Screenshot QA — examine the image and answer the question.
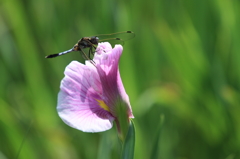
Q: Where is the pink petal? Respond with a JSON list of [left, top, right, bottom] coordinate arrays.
[[94, 44, 134, 118], [57, 61, 114, 132]]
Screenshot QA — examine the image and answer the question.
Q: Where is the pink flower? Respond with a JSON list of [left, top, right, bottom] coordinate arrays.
[[57, 42, 134, 133]]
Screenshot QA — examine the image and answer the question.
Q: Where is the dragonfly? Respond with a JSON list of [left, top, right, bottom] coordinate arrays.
[[45, 31, 135, 61]]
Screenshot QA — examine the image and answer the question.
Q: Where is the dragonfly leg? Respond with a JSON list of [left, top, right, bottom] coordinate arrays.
[[80, 48, 96, 66], [88, 47, 93, 59]]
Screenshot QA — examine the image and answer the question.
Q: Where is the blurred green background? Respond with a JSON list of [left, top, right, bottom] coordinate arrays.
[[1, 0, 240, 158]]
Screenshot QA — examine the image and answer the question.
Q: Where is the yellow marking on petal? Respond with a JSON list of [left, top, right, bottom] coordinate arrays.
[[96, 99, 110, 112]]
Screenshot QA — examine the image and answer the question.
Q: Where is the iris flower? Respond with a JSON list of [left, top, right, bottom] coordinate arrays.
[[57, 42, 134, 137]]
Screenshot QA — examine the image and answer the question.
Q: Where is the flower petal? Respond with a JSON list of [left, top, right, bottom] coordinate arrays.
[[94, 44, 134, 118], [57, 61, 114, 132]]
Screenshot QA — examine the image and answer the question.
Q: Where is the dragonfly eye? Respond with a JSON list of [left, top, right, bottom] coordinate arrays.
[[90, 36, 99, 45]]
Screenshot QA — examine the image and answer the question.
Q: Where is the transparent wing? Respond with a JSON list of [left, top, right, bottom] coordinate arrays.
[[96, 31, 135, 42]]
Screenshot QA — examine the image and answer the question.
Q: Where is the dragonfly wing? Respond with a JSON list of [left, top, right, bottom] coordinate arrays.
[[96, 31, 135, 42]]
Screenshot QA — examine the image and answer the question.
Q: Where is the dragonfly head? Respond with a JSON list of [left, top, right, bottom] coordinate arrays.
[[90, 36, 99, 45]]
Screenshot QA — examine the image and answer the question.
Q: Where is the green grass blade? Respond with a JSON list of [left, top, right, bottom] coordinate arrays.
[[121, 120, 135, 159], [150, 115, 165, 159]]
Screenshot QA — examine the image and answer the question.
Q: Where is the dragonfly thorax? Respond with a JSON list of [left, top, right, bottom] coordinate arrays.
[[72, 37, 99, 51]]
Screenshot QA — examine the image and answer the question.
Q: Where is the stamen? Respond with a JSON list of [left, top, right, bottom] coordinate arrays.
[[96, 99, 110, 112]]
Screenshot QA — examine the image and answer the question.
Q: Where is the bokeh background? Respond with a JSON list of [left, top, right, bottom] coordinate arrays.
[[1, 0, 240, 159]]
